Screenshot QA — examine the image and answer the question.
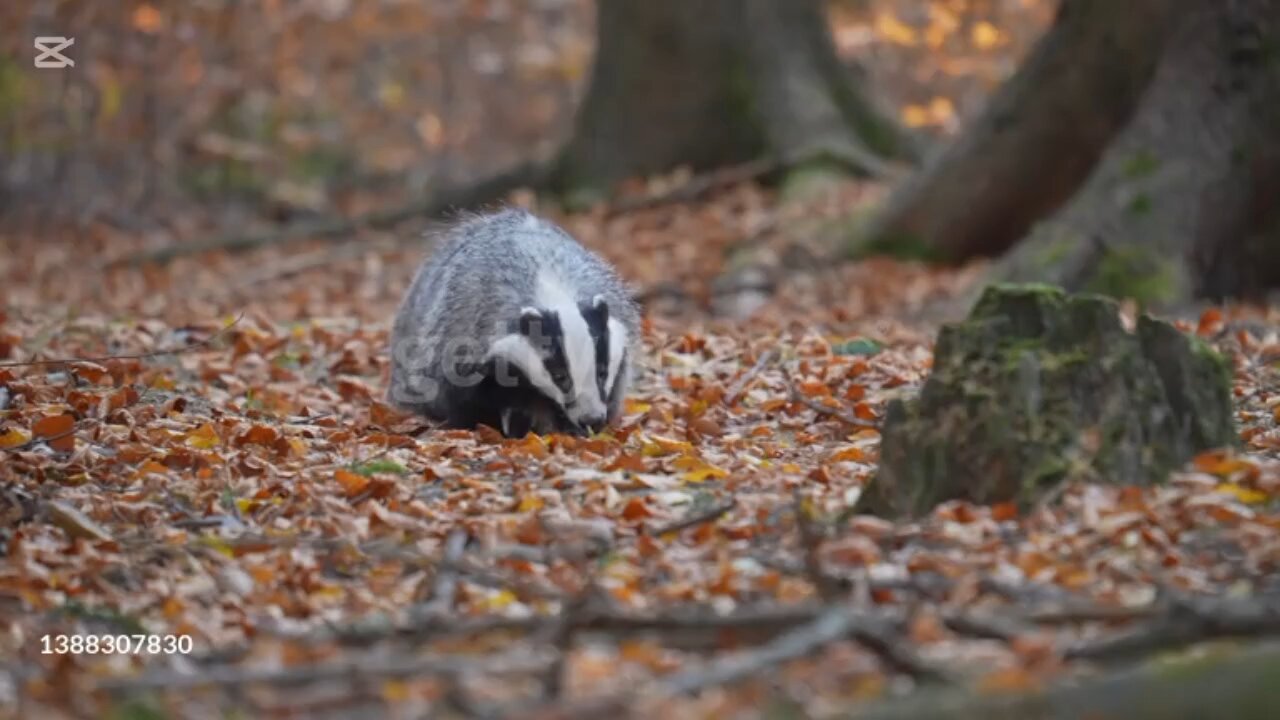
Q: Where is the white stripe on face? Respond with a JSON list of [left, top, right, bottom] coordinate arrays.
[[485, 333, 564, 405], [535, 272, 606, 423], [605, 317, 628, 394]]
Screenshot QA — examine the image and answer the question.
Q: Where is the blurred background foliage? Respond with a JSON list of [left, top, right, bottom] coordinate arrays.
[[0, 0, 1052, 230]]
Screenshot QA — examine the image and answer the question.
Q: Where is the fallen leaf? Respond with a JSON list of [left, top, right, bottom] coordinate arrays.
[[33, 413, 76, 452]]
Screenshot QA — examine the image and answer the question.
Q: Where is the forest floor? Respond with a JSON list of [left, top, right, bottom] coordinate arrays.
[[3, 177, 1280, 719], [4, 1, 1280, 717]]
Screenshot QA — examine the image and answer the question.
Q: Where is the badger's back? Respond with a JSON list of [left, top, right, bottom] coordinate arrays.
[[388, 209, 638, 421]]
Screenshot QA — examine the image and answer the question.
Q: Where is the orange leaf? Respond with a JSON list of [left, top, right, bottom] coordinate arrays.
[[514, 515, 545, 545], [990, 501, 1018, 522], [1193, 450, 1255, 478], [134, 460, 170, 478], [71, 362, 112, 385], [636, 533, 662, 559], [34, 413, 76, 452], [334, 468, 370, 498], [0, 427, 31, 449], [978, 667, 1042, 694], [829, 446, 867, 463], [509, 433, 549, 458], [798, 379, 830, 397], [908, 612, 948, 644], [237, 424, 280, 447], [808, 465, 832, 485], [605, 452, 646, 472], [185, 423, 220, 449], [369, 401, 410, 428], [132, 4, 164, 33], [1196, 307, 1223, 336], [621, 498, 652, 520]]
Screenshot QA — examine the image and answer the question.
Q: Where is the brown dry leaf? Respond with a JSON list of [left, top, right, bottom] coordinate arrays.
[[334, 468, 371, 497], [46, 500, 113, 542], [33, 413, 76, 452], [0, 427, 32, 448], [185, 423, 220, 449]]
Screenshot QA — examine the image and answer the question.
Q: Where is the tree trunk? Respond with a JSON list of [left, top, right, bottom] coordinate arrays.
[[854, 0, 1179, 261], [551, 0, 912, 204], [998, 0, 1280, 304]]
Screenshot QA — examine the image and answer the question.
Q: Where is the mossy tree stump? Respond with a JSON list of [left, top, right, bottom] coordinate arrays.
[[869, 284, 1236, 517]]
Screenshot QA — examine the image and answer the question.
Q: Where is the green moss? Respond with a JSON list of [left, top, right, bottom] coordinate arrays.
[[107, 700, 170, 720], [1127, 193, 1153, 216], [0, 57, 24, 121], [290, 146, 354, 182], [349, 459, 409, 477], [1033, 234, 1078, 269], [181, 160, 265, 199], [780, 157, 850, 203], [848, 227, 941, 263], [870, 284, 1236, 517], [1085, 245, 1180, 305], [1122, 149, 1160, 179], [723, 51, 768, 156]]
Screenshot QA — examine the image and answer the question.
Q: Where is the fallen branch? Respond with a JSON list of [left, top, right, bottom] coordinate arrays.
[[97, 650, 553, 694], [113, 160, 549, 266], [647, 499, 736, 536], [414, 529, 469, 617], [724, 348, 778, 406], [605, 156, 781, 217], [852, 641, 1280, 720], [207, 238, 401, 299], [793, 488, 844, 602], [0, 313, 243, 369], [4, 383, 158, 454], [659, 608, 876, 694], [1065, 593, 1280, 663], [535, 605, 944, 720], [789, 384, 878, 429]]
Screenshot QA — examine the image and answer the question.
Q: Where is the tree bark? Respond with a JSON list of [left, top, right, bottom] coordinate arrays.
[[998, 0, 1280, 304], [551, 0, 912, 204], [855, 0, 1179, 261]]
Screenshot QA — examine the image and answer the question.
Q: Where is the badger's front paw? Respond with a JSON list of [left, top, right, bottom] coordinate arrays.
[[499, 406, 535, 438]]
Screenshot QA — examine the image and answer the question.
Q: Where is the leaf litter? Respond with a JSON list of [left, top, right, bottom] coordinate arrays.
[[3, 187, 1280, 719]]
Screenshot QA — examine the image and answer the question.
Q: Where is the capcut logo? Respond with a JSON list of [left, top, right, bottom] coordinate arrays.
[[34, 36, 75, 69]]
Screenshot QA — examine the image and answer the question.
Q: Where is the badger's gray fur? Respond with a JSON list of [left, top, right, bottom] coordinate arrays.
[[388, 209, 639, 437]]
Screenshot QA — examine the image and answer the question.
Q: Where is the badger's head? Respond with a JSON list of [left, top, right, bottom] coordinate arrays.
[[484, 293, 628, 435]]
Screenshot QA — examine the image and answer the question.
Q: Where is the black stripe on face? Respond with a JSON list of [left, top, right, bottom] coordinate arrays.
[[514, 309, 572, 396], [580, 297, 610, 398]]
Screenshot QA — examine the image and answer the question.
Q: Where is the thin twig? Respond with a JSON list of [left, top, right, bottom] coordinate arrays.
[[724, 349, 778, 407], [792, 489, 843, 602], [0, 313, 244, 368], [537, 605, 943, 720], [96, 650, 553, 694], [605, 157, 781, 217], [111, 161, 548, 266], [1064, 594, 1280, 663], [789, 384, 878, 429], [415, 529, 469, 617], [3, 383, 158, 453], [648, 499, 736, 536]]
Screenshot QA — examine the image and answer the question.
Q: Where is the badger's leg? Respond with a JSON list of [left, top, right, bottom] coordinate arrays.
[[500, 406, 536, 438]]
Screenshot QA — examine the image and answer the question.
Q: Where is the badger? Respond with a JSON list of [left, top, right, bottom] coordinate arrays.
[[387, 209, 640, 438]]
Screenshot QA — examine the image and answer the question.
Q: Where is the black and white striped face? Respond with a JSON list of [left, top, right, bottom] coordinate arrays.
[[485, 276, 629, 434]]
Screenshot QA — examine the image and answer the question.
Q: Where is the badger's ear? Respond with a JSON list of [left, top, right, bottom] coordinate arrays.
[[516, 307, 543, 336]]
